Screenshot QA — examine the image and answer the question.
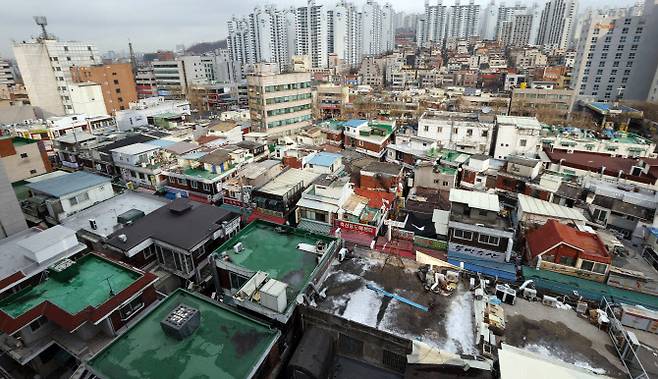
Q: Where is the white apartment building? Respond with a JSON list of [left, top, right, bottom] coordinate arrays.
[[537, 0, 578, 51], [446, 0, 480, 40], [297, 0, 329, 68], [417, 1, 448, 46], [495, 4, 528, 40], [13, 38, 101, 118], [492, 116, 542, 160], [418, 111, 495, 155], [499, 13, 534, 47], [572, 10, 646, 101], [333, 1, 362, 67], [180, 56, 215, 86], [479, 0, 498, 40]]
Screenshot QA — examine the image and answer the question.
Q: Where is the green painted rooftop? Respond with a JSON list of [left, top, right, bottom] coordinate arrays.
[[215, 221, 334, 298], [88, 289, 280, 379], [2, 137, 38, 147], [184, 167, 220, 180], [0, 255, 140, 318]]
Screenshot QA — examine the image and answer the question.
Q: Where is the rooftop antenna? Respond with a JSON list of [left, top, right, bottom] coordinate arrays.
[[33, 16, 49, 41], [104, 276, 116, 297]]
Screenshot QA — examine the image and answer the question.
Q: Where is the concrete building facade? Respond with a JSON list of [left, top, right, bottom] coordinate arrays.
[[247, 65, 312, 136], [71, 63, 138, 114], [12, 38, 101, 118]]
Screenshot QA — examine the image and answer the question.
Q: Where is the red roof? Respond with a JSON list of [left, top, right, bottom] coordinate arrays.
[[354, 188, 395, 208], [196, 135, 221, 145], [526, 219, 611, 263]]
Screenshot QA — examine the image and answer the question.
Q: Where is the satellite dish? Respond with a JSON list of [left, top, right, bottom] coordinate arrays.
[[481, 106, 492, 114]]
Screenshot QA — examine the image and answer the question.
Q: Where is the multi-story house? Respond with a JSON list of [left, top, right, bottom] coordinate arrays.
[[343, 119, 396, 158], [0, 251, 158, 378], [110, 142, 164, 189], [105, 198, 240, 285], [25, 171, 114, 223], [0, 137, 51, 183], [491, 116, 542, 160], [447, 188, 517, 281], [250, 168, 321, 225], [526, 219, 612, 282], [417, 111, 495, 155]]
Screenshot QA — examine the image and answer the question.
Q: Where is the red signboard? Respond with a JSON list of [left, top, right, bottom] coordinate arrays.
[[334, 220, 378, 236]]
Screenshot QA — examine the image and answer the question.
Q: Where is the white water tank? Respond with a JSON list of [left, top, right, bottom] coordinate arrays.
[[259, 279, 288, 313]]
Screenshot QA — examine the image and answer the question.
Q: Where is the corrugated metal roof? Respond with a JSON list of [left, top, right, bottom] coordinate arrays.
[[26, 171, 111, 198], [449, 188, 500, 212], [518, 194, 587, 222], [257, 169, 321, 196], [296, 198, 339, 213]]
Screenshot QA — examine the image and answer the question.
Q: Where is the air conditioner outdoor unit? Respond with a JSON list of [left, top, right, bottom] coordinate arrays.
[[88, 218, 97, 230], [523, 288, 537, 301], [542, 295, 558, 307]]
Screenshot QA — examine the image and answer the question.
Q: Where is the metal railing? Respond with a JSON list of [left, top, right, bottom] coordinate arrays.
[[600, 296, 650, 379]]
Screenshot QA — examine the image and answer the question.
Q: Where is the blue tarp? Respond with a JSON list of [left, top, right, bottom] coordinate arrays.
[[448, 252, 517, 282]]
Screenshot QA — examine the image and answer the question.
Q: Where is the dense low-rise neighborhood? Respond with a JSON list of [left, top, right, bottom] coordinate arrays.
[[1, 1, 658, 378]]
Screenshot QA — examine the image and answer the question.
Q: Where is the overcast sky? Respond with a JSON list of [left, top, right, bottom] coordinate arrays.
[[0, 0, 636, 59]]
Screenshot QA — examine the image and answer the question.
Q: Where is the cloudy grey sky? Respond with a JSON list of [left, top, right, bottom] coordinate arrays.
[[0, 0, 635, 58]]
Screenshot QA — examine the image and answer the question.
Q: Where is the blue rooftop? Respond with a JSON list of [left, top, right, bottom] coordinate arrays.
[[307, 152, 342, 167], [145, 139, 177, 148], [343, 119, 368, 128], [588, 102, 641, 114], [26, 172, 111, 198]]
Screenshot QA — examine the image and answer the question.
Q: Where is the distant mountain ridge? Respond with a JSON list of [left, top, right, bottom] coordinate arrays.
[[185, 40, 227, 55]]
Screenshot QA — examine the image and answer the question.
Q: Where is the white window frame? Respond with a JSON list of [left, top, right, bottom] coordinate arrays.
[[453, 229, 473, 241], [478, 234, 499, 246], [119, 296, 144, 321]]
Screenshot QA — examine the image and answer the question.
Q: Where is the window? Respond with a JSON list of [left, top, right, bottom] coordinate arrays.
[[203, 183, 211, 192], [113, 79, 119, 85], [20, 152, 28, 158], [177, 177, 187, 185], [559, 255, 576, 266], [580, 261, 594, 271], [68, 192, 90, 206], [29, 317, 47, 332], [453, 229, 473, 241], [115, 88, 121, 93], [592, 208, 607, 223], [478, 234, 500, 246], [190, 181, 198, 189], [30, 169, 37, 174], [519, 139, 527, 147], [423, 125, 429, 132], [119, 296, 144, 320], [593, 263, 607, 274]]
